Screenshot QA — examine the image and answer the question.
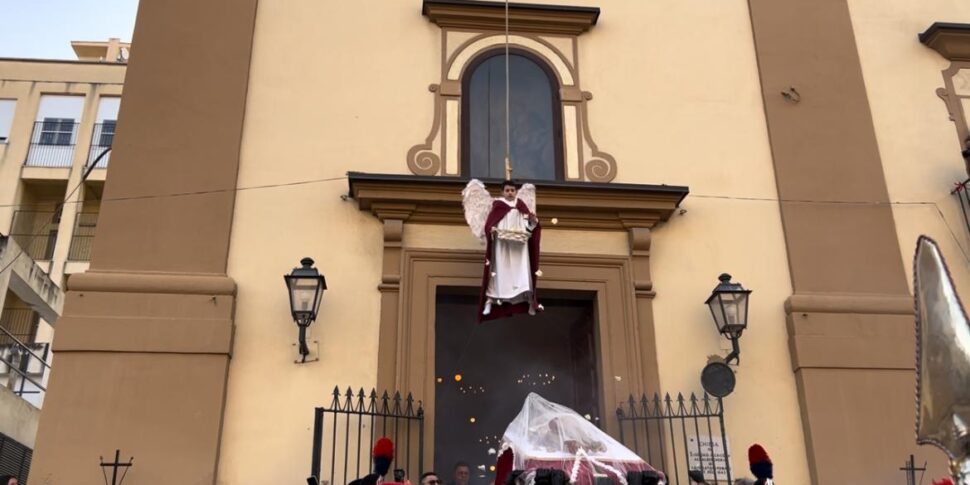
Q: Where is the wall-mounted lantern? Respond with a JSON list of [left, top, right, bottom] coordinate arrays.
[[700, 273, 751, 399], [704, 273, 751, 365], [284, 257, 327, 363]]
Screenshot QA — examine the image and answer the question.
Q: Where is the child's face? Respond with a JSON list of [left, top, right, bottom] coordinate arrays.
[[503, 185, 517, 200]]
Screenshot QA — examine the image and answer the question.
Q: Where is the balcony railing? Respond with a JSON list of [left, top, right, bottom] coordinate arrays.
[[68, 212, 99, 261], [0, 309, 40, 345], [0, 324, 50, 400], [25, 120, 79, 168], [9, 210, 59, 261], [87, 121, 115, 168]]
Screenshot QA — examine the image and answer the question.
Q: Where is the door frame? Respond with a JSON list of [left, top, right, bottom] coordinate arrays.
[[377, 247, 662, 470]]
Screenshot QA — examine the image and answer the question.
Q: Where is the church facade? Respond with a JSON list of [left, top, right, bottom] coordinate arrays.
[[23, 1, 970, 484]]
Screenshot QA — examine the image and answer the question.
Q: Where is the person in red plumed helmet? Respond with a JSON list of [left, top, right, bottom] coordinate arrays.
[[349, 438, 397, 485], [747, 444, 774, 485]]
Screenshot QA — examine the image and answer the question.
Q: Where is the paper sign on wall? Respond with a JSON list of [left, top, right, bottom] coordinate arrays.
[[686, 436, 731, 480]]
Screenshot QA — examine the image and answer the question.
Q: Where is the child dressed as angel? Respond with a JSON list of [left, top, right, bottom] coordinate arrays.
[[462, 179, 543, 321]]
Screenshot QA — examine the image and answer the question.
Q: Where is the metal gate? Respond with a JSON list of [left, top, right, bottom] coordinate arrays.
[[616, 393, 731, 485], [310, 387, 425, 485]]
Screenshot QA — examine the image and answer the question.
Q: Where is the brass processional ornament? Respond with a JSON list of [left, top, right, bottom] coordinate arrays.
[[915, 236, 970, 484]]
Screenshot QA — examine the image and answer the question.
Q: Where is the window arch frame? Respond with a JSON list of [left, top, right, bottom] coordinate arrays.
[[459, 47, 565, 181]]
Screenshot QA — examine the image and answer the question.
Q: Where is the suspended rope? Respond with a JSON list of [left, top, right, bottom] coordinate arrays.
[[504, 0, 513, 180]]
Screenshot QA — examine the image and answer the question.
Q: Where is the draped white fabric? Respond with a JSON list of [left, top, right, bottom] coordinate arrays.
[[502, 393, 646, 465]]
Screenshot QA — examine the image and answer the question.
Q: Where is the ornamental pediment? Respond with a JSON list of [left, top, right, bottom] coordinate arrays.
[[408, 0, 619, 182]]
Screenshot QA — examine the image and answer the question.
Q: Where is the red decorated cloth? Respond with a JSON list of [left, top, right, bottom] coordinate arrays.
[[477, 198, 541, 323], [495, 448, 514, 485], [494, 394, 663, 485], [523, 458, 654, 485], [494, 449, 659, 485]]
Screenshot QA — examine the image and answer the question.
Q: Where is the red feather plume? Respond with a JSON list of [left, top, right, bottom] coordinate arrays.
[[748, 444, 771, 465], [373, 437, 394, 459]]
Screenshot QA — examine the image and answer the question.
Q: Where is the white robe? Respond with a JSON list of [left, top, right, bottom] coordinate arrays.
[[487, 198, 537, 304]]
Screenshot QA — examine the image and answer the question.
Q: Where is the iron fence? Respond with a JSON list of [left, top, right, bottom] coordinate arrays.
[[87, 121, 114, 168], [0, 324, 50, 400], [310, 387, 425, 485], [306, 388, 726, 485], [68, 212, 99, 261], [616, 393, 731, 485], [25, 120, 78, 167], [10, 210, 59, 261], [0, 309, 40, 344]]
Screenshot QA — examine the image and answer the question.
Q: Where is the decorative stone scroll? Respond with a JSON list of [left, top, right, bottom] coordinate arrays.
[[935, 64, 970, 149], [921, 22, 970, 174], [408, 0, 618, 182]]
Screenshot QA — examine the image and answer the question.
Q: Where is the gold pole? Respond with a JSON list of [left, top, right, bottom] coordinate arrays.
[[505, 156, 512, 180]]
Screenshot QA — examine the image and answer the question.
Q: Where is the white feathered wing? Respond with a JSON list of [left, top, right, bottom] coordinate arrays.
[[462, 179, 493, 240], [517, 183, 537, 215]]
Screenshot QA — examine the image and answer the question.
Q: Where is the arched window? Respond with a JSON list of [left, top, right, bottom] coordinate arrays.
[[462, 49, 563, 180]]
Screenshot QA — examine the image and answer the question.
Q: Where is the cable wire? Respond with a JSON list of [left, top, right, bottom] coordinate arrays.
[[504, 0, 512, 180]]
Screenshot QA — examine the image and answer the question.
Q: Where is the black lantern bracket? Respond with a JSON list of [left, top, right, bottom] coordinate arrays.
[[293, 337, 320, 364], [723, 332, 742, 366]]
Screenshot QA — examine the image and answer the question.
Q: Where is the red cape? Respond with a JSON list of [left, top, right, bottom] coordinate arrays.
[[478, 198, 542, 323]]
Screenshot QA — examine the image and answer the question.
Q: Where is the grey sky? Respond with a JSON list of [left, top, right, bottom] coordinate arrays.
[[0, 0, 139, 59]]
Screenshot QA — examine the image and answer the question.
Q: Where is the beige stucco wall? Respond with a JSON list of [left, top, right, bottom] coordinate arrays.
[[221, 2, 431, 481], [847, 1, 970, 294], [0, 385, 39, 448], [222, 0, 808, 483], [581, 0, 809, 481], [846, 0, 970, 473]]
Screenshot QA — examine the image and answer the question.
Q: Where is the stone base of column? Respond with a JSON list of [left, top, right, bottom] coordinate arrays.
[[29, 271, 235, 485], [786, 293, 948, 484]]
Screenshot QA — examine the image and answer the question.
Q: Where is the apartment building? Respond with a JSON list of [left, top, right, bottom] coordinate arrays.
[[0, 38, 126, 482]]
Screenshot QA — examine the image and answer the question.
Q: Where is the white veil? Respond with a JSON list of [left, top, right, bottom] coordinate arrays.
[[500, 393, 657, 484]]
